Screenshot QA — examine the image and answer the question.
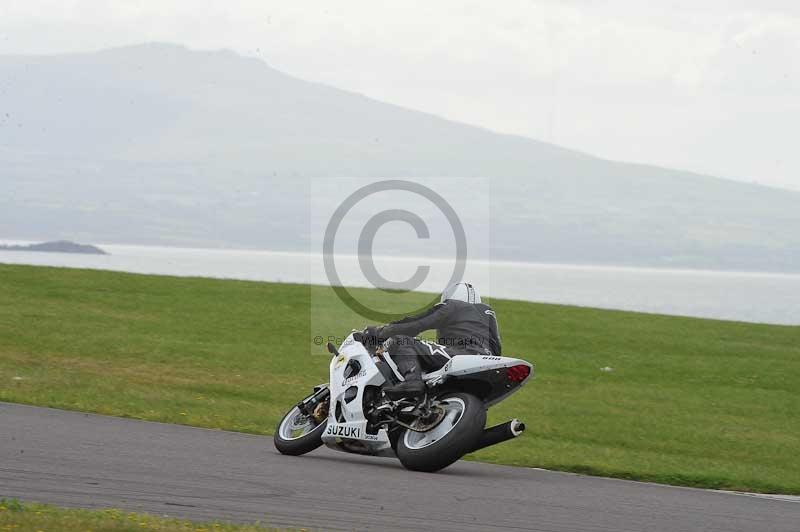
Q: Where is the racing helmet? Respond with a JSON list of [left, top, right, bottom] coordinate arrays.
[[440, 282, 481, 304]]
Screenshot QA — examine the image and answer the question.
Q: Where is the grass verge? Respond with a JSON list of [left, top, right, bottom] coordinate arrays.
[[0, 499, 287, 531], [1, 264, 798, 494]]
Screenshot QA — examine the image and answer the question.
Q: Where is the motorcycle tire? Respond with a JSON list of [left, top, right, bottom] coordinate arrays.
[[274, 401, 328, 456], [396, 392, 486, 472]]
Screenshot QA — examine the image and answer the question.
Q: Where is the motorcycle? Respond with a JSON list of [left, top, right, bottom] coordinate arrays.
[[274, 331, 534, 472]]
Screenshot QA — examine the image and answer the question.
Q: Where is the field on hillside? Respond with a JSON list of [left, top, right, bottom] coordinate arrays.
[[1, 264, 798, 493]]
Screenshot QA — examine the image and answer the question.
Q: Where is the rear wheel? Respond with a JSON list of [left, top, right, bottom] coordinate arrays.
[[274, 399, 328, 456], [396, 392, 485, 472]]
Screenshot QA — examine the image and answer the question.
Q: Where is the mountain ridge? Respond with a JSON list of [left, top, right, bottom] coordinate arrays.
[[1, 43, 798, 272]]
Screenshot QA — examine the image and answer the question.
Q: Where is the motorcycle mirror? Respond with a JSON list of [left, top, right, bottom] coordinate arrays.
[[326, 342, 339, 356]]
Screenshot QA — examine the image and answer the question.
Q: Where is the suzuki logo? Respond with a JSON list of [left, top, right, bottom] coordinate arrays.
[[325, 425, 361, 439]]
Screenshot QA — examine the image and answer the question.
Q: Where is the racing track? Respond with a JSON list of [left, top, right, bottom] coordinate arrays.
[[2, 402, 798, 531]]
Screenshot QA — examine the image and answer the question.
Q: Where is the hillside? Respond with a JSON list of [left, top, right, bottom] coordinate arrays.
[[1, 264, 799, 492], [2, 43, 799, 271]]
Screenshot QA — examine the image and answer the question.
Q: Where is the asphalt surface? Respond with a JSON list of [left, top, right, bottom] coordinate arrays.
[[1, 402, 798, 532]]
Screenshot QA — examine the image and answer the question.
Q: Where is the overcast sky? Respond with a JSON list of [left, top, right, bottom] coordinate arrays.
[[2, 1, 798, 190]]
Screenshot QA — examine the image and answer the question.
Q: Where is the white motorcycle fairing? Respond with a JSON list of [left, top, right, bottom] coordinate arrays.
[[320, 333, 533, 457], [321, 333, 395, 457]]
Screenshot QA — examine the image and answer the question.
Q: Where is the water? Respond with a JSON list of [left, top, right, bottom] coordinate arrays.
[[0, 241, 798, 325]]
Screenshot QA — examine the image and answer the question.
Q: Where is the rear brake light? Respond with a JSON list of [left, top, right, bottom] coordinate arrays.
[[507, 364, 531, 382]]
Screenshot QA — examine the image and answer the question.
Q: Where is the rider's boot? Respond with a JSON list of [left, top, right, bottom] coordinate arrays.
[[383, 340, 426, 400], [383, 379, 425, 400]]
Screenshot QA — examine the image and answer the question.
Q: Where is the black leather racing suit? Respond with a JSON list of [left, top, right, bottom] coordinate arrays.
[[375, 299, 502, 382]]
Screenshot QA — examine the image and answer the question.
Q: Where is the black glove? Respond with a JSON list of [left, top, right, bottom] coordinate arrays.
[[361, 325, 384, 353]]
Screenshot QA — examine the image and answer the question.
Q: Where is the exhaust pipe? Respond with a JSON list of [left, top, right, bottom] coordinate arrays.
[[472, 419, 525, 452]]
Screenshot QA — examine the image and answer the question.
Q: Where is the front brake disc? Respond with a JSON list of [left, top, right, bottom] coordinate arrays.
[[312, 401, 329, 423]]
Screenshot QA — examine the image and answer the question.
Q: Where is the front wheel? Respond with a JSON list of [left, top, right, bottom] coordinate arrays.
[[274, 399, 328, 456], [396, 392, 486, 472]]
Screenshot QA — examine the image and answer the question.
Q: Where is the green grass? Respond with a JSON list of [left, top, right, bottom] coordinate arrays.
[[0, 499, 289, 531], [1, 264, 798, 494]]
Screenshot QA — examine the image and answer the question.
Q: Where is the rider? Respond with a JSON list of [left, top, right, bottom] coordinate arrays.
[[363, 282, 501, 399]]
